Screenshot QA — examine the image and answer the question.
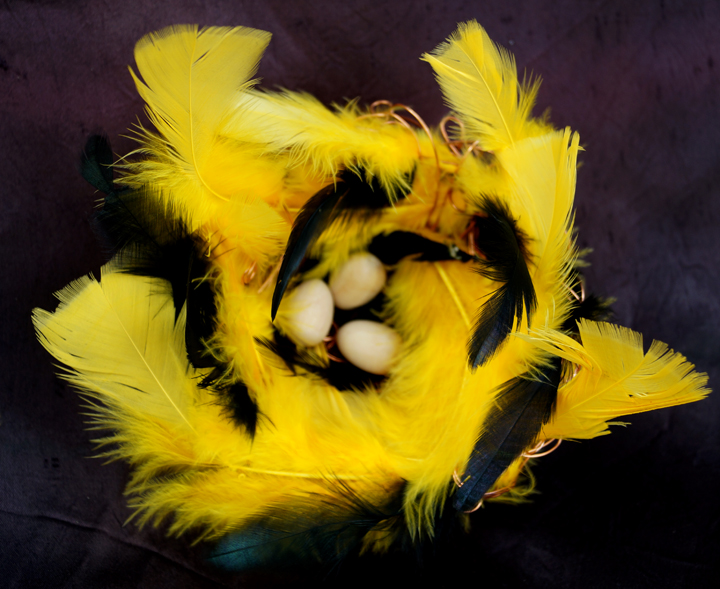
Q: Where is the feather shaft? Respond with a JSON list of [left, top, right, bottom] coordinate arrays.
[[423, 21, 541, 151], [126, 26, 272, 225], [434, 263, 472, 329]]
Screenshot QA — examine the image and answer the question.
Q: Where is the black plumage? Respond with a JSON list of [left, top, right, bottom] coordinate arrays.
[[85, 136, 206, 327], [80, 134, 115, 195], [217, 381, 260, 438], [368, 231, 473, 265], [563, 291, 614, 333], [207, 481, 403, 572], [93, 187, 203, 318], [468, 198, 537, 369], [453, 358, 561, 512], [271, 170, 391, 320], [82, 135, 259, 436]]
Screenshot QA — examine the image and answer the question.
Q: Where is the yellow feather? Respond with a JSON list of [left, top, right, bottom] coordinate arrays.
[[32, 262, 403, 538], [32, 266, 200, 431], [497, 128, 580, 266], [458, 128, 580, 370], [537, 320, 710, 440], [225, 90, 419, 198], [374, 259, 541, 535], [423, 20, 543, 152], [124, 25, 272, 228], [207, 195, 287, 261], [455, 152, 512, 208]]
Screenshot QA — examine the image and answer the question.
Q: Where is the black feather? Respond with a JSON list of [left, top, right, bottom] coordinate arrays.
[[193, 326, 262, 438], [93, 189, 233, 383], [207, 480, 404, 572], [468, 198, 536, 369], [183, 258, 219, 368], [81, 134, 115, 195], [83, 139, 259, 435], [197, 364, 261, 440], [453, 358, 561, 512], [368, 231, 473, 265], [271, 170, 391, 320], [93, 188, 204, 320], [563, 291, 614, 333], [218, 381, 259, 438], [388, 484, 470, 567]]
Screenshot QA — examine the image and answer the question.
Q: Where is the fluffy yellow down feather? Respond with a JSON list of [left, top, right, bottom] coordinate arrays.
[[33, 21, 709, 559]]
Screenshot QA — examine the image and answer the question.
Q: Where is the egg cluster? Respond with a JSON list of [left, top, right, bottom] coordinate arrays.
[[281, 252, 401, 375]]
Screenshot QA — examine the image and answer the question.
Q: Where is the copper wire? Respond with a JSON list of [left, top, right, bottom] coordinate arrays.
[[563, 281, 581, 302], [258, 257, 282, 294], [439, 115, 482, 164], [459, 218, 478, 256], [439, 115, 465, 157], [522, 438, 562, 459], [369, 99, 394, 113], [359, 102, 424, 160], [452, 469, 466, 488], [461, 139, 481, 161], [362, 101, 490, 233], [363, 100, 491, 236], [562, 276, 587, 304], [462, 484, 517, 514], [468, 231, 476, 257], [359, 107, 425, 158], [242, 261, 258, 285], [365, 101, 444, 229], [464, 499, 484, 513], [323, 322, 346, 363], [396, 104, 440, 171]]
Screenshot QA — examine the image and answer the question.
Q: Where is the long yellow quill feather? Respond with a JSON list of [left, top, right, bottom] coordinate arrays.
[[422, 20, 541, 152], [524, 320, 710, 440], [32, 265, 199, 431], [126, 25, 272, 227]]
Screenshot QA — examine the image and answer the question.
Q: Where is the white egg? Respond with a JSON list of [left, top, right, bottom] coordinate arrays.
[[282, 279, 334, 347], [329, 253, 386, 310], [336, 320, 401, 375]]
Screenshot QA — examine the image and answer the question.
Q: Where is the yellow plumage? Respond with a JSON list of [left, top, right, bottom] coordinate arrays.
[[422, 20, 548, 152], [227, 91, 419, 198], [125, 25, 276, 229], [32, 267, 202, 430], [528, 320, 709, 440], [32, 22, 709, 567]]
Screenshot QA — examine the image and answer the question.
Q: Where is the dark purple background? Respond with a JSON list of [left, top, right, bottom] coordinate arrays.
[[2, 1, 719, 587]]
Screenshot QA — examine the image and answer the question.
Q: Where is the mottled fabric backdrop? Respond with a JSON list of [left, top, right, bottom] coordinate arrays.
[[2, 1, 719, 587]]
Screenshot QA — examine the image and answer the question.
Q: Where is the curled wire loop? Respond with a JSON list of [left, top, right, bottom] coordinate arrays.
[[242, 261, 257, 285], [522, 438, 562, 459], [323, 322, 346, 363], [361, 100, 448, 228]]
